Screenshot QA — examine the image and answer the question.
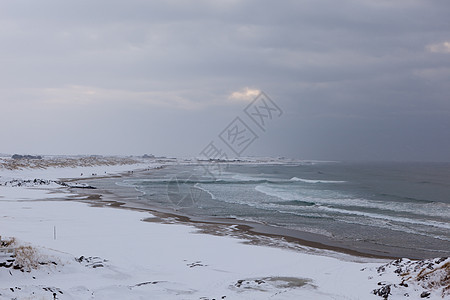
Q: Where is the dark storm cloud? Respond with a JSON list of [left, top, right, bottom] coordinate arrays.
[[0, 0, 449, 160]]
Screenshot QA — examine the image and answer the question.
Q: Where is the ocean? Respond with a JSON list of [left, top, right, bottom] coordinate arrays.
[[104, 161, 450, 259]]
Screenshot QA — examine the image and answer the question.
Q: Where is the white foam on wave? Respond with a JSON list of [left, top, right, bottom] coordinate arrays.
[[255, 185, 293, 201], [333, 215, 450, 244], [317, 206, 450, 231], [229, 174, 280, 183], [255, 184, 450, 219], [123, 178, 172, 183], [252, 188, 450, 243], [194, 183, 217, 200], [231, 174, 259, 181], [266, 204, 450, 242], [255, 185, 343, 202], [290, 177, 346, 184]]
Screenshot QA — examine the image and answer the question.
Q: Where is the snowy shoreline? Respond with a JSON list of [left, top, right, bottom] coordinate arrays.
[[73, 174, 394, 261], [0, 157, 448, 299]]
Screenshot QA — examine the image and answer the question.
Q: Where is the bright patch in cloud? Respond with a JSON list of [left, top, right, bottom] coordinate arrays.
[[426, 41, 450, 54], [229, 88, 260, 102]]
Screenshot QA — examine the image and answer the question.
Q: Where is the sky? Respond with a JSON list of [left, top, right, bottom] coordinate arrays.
[[1, 0, 449, 161]]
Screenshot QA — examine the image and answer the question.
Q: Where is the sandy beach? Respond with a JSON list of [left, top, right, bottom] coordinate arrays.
[[1, 157, 448, 299]]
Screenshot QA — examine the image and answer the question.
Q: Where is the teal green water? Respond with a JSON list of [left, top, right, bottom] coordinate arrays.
[[118, 162, 450, 258]]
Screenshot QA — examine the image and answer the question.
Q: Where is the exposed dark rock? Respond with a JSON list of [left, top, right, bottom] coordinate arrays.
[[2, 179, 96, 189], [420, 291, 431, 298], [12, 154, 42, 160], [373, 257, 449, 299], [373, 284, 391, 299], [76, 256, 107, 268]]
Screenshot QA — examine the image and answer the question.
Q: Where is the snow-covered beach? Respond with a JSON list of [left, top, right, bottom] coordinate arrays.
[[0, 156, 448, 299]]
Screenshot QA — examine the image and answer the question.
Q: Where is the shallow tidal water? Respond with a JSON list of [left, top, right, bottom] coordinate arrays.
[[88, 161, 450, 259]]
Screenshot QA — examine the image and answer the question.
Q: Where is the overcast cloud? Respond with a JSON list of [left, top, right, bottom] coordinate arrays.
[[1, 0, 449, 161]]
